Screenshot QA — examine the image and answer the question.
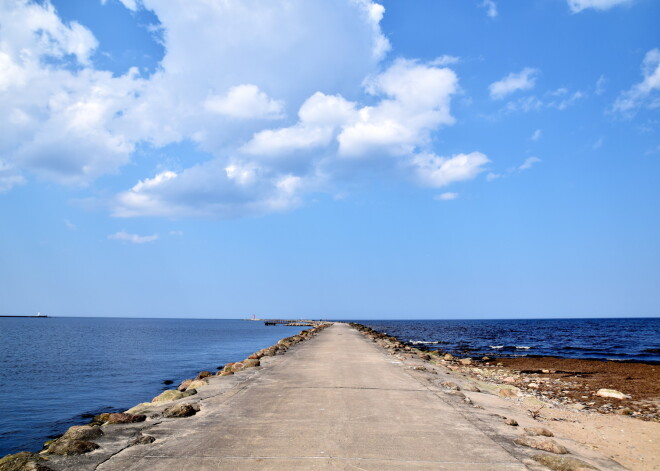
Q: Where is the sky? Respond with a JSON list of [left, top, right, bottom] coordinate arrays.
[[0, 0, 658, 319]]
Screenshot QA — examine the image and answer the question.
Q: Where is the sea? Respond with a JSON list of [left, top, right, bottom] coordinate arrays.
[[358, 318, 660, 363], [0, 317, 307, 457], [0, 317, 658, 457]]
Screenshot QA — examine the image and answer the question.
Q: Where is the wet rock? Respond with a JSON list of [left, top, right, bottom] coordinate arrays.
[[162, 380, 174, 385], [0, 452, 54, 471], [504, 418, 518, 426], [152, 390, 185, 403], [532, 454, 598, 470], [177, 379, 193, 391], [195, 371, 211, 380], [514, 436, 568, 454], [441, 381, 460, 391], [242, 359, 260, 368], [187, 380, 207, 390], [130, 434, 156, 446], [525, 427, 554, 437], [46, 439, 100, 455], [61, 425, 103, 441], [595, 388, 630, 400], [163, 403, 200, 418]]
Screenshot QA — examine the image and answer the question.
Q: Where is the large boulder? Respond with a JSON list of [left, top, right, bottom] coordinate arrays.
[[102, 413, 146, 424], [0, 452, 54, 471], [532, 454, 598, 470], [514, 437, 568, 454], [595, 389, 630, 400], [152, 390, 185, 403], [163, 403, 200, 418], [242, 359, 260, 368], [186, 380, 207, 390], [195, 371, 212, 380], [61, 425, 103, 441], [177, 379, 193, 391], [46, 439, 100, 455]]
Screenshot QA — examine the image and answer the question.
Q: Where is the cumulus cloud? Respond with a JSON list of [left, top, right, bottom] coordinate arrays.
[[108, 230, 159, 243], [567, 0, 632, 13], [205, 85, 284, 119], [1, 0, 489, 219], [411, 152, 490, 188], [489, 68, 539, 100], [480, 0, 498, 18], [613, 49, 660, 116]]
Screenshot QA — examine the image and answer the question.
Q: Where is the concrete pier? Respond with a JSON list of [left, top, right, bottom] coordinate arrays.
[[97, 323, 530, 470]]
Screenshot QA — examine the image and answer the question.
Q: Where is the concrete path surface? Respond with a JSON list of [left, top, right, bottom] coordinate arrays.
[[98, 323, 531, 470]]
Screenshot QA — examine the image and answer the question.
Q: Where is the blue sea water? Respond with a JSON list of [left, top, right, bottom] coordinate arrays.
[[358, 318, 660, 363], [0, 317, 307, 457]]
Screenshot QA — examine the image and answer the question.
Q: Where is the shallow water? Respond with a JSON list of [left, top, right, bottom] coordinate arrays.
[[0, 317, 306, 456], [357, 318, 660, 363]]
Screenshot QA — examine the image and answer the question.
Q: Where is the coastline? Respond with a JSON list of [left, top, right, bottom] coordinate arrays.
[[0, 323, 331, 470]]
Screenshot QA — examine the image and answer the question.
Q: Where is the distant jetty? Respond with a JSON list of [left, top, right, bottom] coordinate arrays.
[[0, 313, 48, 318]]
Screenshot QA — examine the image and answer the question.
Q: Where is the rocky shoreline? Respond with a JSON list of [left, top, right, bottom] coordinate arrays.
[[0, 323, 331, 471], [350, 322, 659, 470]]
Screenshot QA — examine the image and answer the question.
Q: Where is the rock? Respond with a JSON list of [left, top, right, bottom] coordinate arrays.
[[528, 382, 539, 389], [230, 362, 245, 373], [219, 371, 234, 376], [443, 353, 454, 361], [413, 365, 427, 371], [503, 376, 517, 384], [445, 390, 466, 398], [130, 434, 156, 446], [104, 413, 146, 424], [0, 452, 54, 471], [459, 358, 473, 365], [162, 379, 174, 385], [441, 381, 460, 391], [182, 388, 197, 397], [242, 359, 260, 368], [89, 413, 111, 425], [482, 356, 490, 361], [498, 388, 519, 398], [187, 380, 207, 390], [615, 407, 633, 415], [504, 418, 518, 426], [569, 403, 586, 410], [46, 439, 100, 455], [177, 379, 193, 391], [532, 454, 598, 470], [525, 427, 554, 437], [463, 384, 481, 392], [195, 371, 212, 380], [152, 390, 185, 403], [222, 362, 235, 373], [163, 403, 200, 418], [595, 388, 630, 400], [514, 437, 568, 454], [61, 425, 103, 441], [124, 403, 152, 415]]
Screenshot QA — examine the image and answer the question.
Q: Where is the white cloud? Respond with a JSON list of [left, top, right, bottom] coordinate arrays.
[[489, 68, 539, 100], [64, 219, 77, 230], [338, 59, 458, 157], [480, 0, 498, 18], [531, 129, 542, 141], [519, 156, 541, 171], [435, 192, 458, 200], [430, 55, 460, 66], [411, 152, 490, 188], [0, 0, 489, 219], [613, 49, 660, 116], [567, 0, 632, 13], [547, 89, 584, 110], [205, 85, 284, 119], [108, 230, 159, 243], [486, 172, 501, 182]]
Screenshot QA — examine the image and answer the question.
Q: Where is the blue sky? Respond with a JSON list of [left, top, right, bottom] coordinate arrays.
[[0, 0, 658, 319]]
